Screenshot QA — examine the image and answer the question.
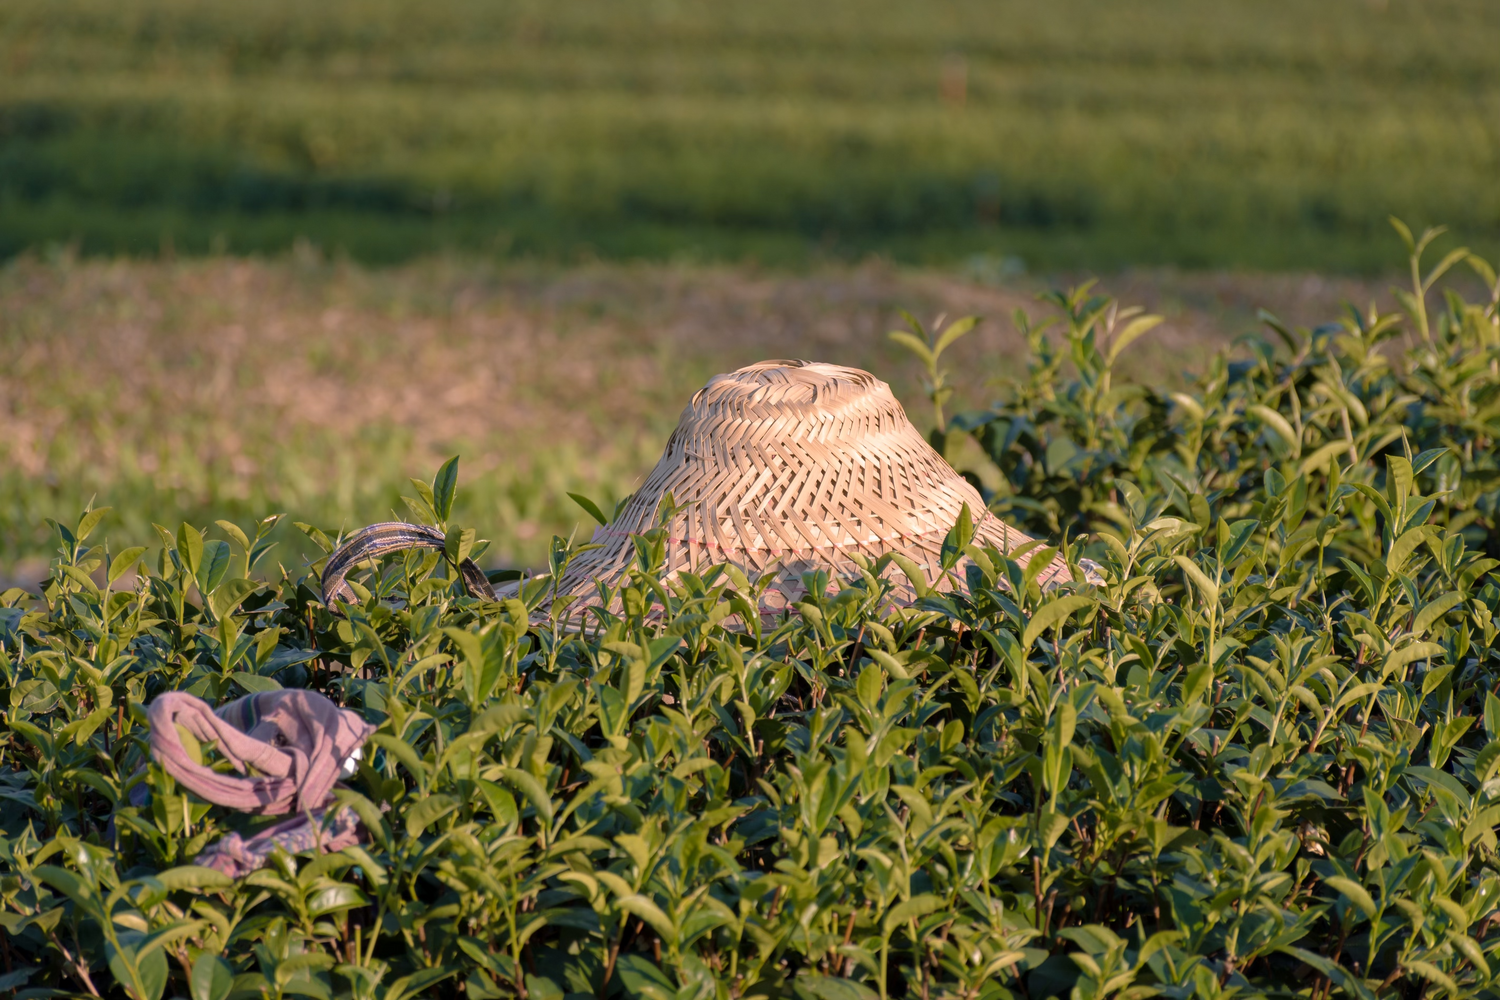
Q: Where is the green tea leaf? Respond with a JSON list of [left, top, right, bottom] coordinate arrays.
[[1106, 314, 1162, 365], [432, 455, 461, 522], [177, 522, 205, 577], [190, 954, 234, 1000], [617, 894, 676, 944], [1324, 876, 1376, 919], [884, 892, 944, 931], [231, 671, 282, 694], [500, 768, 555, 824], [1414, 593, 1464, 635], [1023, 594, 1093, 650], [210, 578, 261, 620], [157, 866, 233, 892], [108, 935, 169, 1000], [405, 793, 460, 837], [76, 506, 112, 544], [887, 330, 934, 367], [1248, 404, 1300, 458], [109, 546, 148, 584], [1173, 555, 1219, 607], [568, 492, 610, 526]]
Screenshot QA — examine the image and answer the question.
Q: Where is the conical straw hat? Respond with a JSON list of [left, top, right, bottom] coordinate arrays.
[[322, 360, 1092, 617], [521, 360, 1087, 615]]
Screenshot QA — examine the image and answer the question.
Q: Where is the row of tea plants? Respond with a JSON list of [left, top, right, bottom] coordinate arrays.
[[2, 224, 1499, 999]]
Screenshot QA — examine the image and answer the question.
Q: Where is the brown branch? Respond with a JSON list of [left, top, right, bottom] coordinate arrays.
[[47, 930, 101, 998]]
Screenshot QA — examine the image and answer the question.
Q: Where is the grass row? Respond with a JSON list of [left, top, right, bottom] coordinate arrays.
[[2, 0, 1498, 268]]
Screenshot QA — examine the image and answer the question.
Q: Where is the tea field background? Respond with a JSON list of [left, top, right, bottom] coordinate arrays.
[[2, 0, 1498, 269], [0, 252, 1418, 583]]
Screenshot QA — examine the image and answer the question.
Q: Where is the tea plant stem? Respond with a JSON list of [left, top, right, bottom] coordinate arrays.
[[46, 930, 100, 998]]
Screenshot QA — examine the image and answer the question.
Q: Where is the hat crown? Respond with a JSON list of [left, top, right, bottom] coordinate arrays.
[[669, 360, 908, 455], [601, 359, 975, 558], [693, 360, 884, 417]]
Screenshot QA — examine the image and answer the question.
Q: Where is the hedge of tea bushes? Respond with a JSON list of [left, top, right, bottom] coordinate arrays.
[[2, 230, 1500, 999]]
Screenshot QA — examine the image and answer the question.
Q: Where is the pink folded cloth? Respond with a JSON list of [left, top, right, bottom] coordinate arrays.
[[146, 689, 377, 877]]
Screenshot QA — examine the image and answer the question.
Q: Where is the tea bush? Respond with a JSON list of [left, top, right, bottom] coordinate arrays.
[[2, 226, 1500, 999]]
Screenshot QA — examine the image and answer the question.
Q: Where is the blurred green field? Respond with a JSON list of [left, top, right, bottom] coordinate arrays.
[[3, 0, 1498, 269]]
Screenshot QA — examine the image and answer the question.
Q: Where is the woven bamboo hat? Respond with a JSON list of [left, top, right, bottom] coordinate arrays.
[[322, 360, 1092, 616], [510, 359, 1086, 614]]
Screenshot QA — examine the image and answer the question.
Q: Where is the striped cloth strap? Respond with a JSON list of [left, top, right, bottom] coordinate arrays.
[[320, 522, 494, 608]]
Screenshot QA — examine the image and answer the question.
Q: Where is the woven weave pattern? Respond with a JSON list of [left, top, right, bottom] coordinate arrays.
[[546, 360, 1075, 610]]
